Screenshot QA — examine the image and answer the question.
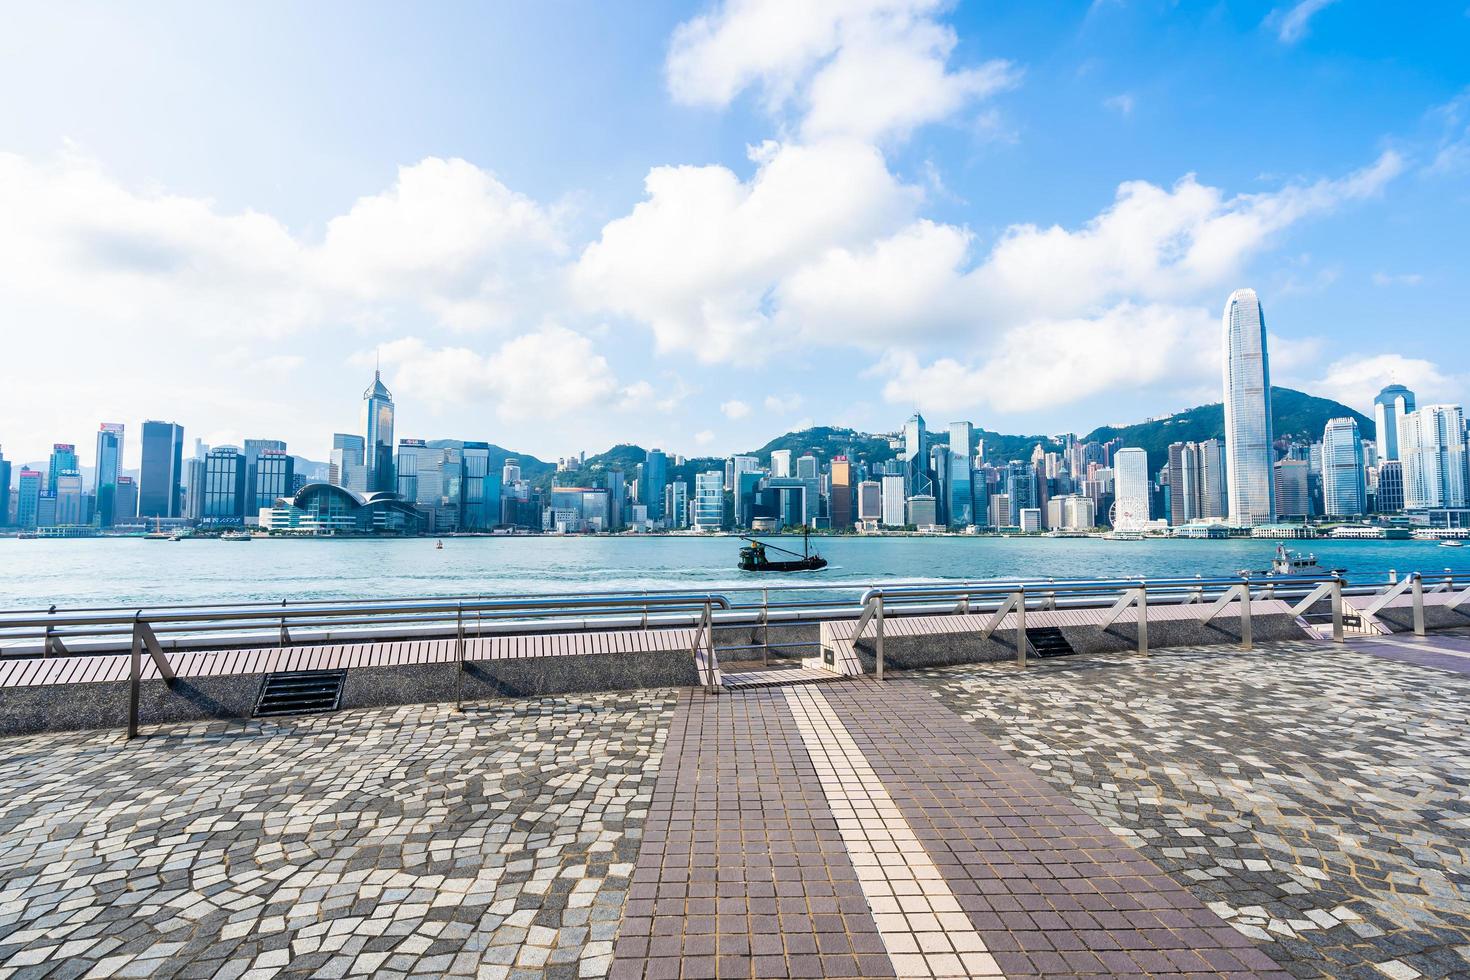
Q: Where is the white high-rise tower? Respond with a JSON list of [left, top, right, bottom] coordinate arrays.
[[1222, 288, 1274, 525]]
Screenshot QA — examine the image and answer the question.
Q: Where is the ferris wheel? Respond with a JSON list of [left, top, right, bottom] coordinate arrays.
[[1109, 501, 1141, 532]]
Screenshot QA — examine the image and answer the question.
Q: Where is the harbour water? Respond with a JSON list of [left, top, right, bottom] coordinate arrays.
[[0, 535, 1462, 609]]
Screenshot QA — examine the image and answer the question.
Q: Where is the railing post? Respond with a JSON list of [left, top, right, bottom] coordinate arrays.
[[127, 614, 143, 740], [874, 594, 885, 682], [1239, 583, 1253, 651], [1015, 589, 1027, 668], [1136, 584, 1148, 657], [279, 599, 290, 648], [703, 598, 717, 693], [1331, 577, 1344, 643], [1412, 573, 1425, 637], [454, 602, 466, 712], [761, 587, 769, 667]]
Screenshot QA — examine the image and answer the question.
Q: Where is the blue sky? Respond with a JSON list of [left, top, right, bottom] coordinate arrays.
[[1, 0, 1467, 467]]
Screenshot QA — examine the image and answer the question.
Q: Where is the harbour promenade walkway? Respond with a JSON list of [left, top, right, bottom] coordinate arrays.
[[1, 633, 1468, 978]]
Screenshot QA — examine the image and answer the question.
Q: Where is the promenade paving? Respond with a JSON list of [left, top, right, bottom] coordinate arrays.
[[0, 636, 1466, 979]]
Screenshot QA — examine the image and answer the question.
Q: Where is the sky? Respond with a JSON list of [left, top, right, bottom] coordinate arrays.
[[1, 0, 1468, 469]]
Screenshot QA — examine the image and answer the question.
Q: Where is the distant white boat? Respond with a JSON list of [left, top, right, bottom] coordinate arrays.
[[1441, 540, 1464, 548], [221, 530, 253, 541]]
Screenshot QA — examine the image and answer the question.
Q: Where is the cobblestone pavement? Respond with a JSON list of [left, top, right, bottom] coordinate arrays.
[[0, 692, 676, 980], [918, 640, 1470, 979]]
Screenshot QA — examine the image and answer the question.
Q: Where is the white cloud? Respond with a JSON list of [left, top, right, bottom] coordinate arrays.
[[1103, 93, 1135, 116], [1271, 0, 1340, 44], [666, 0, 1018, 143], [693, 429, 716, 447], [764, 393, 804, 413], [374, 325, 618, 420], [1309, 354, 1459, 412], [720, 399, 752, 419]]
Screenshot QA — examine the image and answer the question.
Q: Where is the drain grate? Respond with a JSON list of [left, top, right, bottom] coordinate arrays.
[[1027, 627, 1077, 659], [253, 669, 347, 718]]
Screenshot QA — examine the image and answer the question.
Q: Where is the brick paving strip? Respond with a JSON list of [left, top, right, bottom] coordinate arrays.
[[1348, 634, 1470, 675], [613, 682, 1289, 979]]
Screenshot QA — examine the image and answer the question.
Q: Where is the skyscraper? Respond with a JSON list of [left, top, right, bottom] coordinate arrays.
[[114, 476, 138, 523], [693, 471, 723, 530], [829, 456, 853, 530], [47, 444, 78, 496], [1321, 417, 1367, 517], [362, 370, 396, 493], [55, 471, 85, 525], [947, 422, 974, 528], [642, 449, 668, 522], [330, 433, 367, 492], [0, 448, 10, 527], [880, 474, 906, 527], [1222, 288, 1274, 525], [1373, 384, 1415, 462], [1274, 459, 1310, 518], [1112, 448, 1150, 529], [243, 439, 289, 514], [1375, 460, 1404, 513], [202, 446, 248, 522], [769, 450, 792, 479], [902, 413, 932, 499], [93, 424, 124, 527], [139, 420, 185, 518], [16, 469, 41, 530], [1401, 405, 1469, 510], [857, 480, 882, 522]]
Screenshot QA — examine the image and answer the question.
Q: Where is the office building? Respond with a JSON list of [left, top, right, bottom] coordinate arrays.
[[93, 424, 124, 527], [663, 481, 689, 529], [880, 474, 906, 527], [139, 421, 185, 518], [902, 413, 932, 499], [1376, 460, 1404, 513], [795, 455, 818, 480], [114, 476, 138, 523], [202, 446, 248, 522], [1018, 508, 1041, 533], [1322, 417, 1367, 517], [1402, 404, 1469, 510], [1221, 288, 1275, 524], [769, 450, 792, 479], [989, 493, 1011, 529], [47, 444, 78, 496], [55, 471, 85, 525], [642, 449, 668, 522], [1004, 462, 1036, 527], [1373, 384, 1416, 462], [242, 439, 289, 514], [907, 494, 937, 528], [828, 456, 853, 530], [1112, 448, 1150, 529], [185, 457, 207, 521], [857, 480, 882, 522], [693, 471, 723, 530], [947, 422, 974, 528], [16, 470, 41, 530], [330, 433, 368, 493], [1274, 459, 1310, 519], [362, 369, 396, 493], [396, 439, 433, 507], [0, 449, 10, 527]]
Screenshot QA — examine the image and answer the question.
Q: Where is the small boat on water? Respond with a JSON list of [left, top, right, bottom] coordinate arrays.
[[1242, 543, 1340, 577], [143, 517, 170, 540], [738, 530, 828, 573], [221, 530, 253, 541], [1440, 540, 1464, 548]]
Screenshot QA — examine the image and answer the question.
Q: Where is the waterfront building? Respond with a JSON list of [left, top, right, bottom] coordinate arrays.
[[1222, 288, 1275, 525], [114, 476, 138, 524], [607, 469, 626, 531], [362, 370, 396, 493], [93, 424, 124, 527], [947, 422, 974, 528], [857, 480, 882, 522], [261, 484, 426, 534], [1376, 460, 1404, 513], [880, 474, 905, 527], [330, 433, 368, 492], [1402, 404, 1469, 510], [202, 446, 248, 523], [1322, 417, 1367, 517], [55, 471, 85, 525], [184, 457, 206, 521], [902, 414, 932, 500], [395, 439, 430, 508], [139, 420, 185, 518], [46, 444, 78, 496], [642, 449, 668, 522], [1018, 508, 1041, 533], [769, 450, 792, 479], [1274, 459, 1310, 519], [242, 439, 289, 516], [906, 494, 937, 528], [461, 442, 499, 531], [664, 481, 689, 529], [1373, 384, 1416, 462], [16, 470, 41, 530], [0, 449, 10, 527], [694, 471, 723, 531], [1065, 495, 1096, 530], [828, 456, 853, 530], [1112, 448, 1150, 529], [989, 492, 1011, 529], [36, 493, 56, 529]]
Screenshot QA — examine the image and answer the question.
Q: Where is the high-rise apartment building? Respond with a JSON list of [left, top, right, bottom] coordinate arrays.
[[1112, 448, 1150, 529], [139, 420, 185, 518], [93, 424, 124, 527], [1222, 288, 1274, 525], [362, 370, 396, 493], [1321, 417, 1367, 517], [1373, 384, 1415, 462], [1401, 405, 1469, 510]]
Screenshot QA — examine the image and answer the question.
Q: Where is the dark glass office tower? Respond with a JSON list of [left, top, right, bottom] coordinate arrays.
[[139, 420, 185, 517]]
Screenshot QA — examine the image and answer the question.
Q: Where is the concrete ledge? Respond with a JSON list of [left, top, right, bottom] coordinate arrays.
[[1374, 605, 1470, 633]]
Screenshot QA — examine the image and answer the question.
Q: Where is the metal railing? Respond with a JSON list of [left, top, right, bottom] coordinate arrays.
[[4, 567, 1469, 738]]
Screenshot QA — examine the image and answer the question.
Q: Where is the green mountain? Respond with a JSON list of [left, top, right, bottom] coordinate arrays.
[[1082, 387, 1373, 474]]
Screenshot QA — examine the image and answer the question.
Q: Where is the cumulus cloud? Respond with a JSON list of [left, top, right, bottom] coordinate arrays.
[[720, 399, 752, 419], [666, 0, 1018, 143], [1309, 354, 1459, 412], [374, 325, 618, 420]]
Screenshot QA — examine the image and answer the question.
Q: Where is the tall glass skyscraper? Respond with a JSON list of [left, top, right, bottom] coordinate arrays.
[[902, 413, 931, 499], [47, 444, 78, 496], [139, 420, 185, 518], [947, 421, 974, 528], [1372, 384, 1415, 462], [93, 424, 124, 527], [362, 370, 396, 493], [642, 449, 668, 522], [1401, 405, 1469, 510], [1321, 417, 1367, 517], [1222, 288, 1275, 525], [1112, 448, 1150, 529]]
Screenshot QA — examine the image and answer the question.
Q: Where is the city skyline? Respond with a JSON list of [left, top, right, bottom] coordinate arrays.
[[1, 2, 1468, 465]]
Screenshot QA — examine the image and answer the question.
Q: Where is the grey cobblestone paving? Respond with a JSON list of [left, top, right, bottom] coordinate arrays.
[[0, 692, 677, 980], [916, 640, 1470, 979]]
